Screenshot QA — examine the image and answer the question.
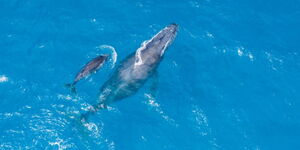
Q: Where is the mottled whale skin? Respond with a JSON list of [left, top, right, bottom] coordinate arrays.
[[81, 23, 178, 121], [66, 55, 108, 93]]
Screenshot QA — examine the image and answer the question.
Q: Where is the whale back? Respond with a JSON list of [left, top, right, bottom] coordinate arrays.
[[98, 24, 178, 105]]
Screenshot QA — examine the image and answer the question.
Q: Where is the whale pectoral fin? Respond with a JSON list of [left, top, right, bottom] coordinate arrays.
[[149, 71, 159, 98]]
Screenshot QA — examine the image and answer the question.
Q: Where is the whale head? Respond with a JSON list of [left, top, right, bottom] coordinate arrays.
[[148, 23, 178, 57], [134, 23, 178, 67]]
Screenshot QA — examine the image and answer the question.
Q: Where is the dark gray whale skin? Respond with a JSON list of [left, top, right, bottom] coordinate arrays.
[[65, 55, 108, 93], [81, 24, 178, 122]]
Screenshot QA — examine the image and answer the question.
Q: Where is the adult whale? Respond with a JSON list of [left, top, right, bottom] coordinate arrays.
[[81, 23, 178, 123]]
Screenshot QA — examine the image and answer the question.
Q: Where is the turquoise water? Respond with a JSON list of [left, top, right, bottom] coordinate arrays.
[[1, 0, 300, 149]]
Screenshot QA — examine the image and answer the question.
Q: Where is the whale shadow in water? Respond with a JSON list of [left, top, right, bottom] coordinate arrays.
[[80, 23, 179, 124]]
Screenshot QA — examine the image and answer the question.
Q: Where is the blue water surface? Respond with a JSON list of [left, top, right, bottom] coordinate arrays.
[[1, 0, 300, 149]]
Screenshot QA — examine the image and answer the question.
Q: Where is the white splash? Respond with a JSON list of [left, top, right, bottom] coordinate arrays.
[[98, 45, 117, 68], [84, 122, 98, 132], [83, 121, 103, 139], [134, 41, 147, 67], [99, 88, 112, 101], [160, 40, 170, 57], [0, 75, 8, 83], [134, 26, 168, 67]]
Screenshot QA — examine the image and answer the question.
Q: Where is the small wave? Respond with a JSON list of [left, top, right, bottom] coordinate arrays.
[[144, 93, 177, 126], [98, 45, 117, 68], [206, 32, 214, 38], [182, 27, 197, 39], [236, 47, 254, 61], [49, 138, 72, 150], [106, 140, 116, 150], [57, 94, 72, 101], [265, 51, 283, 71], [191, 105, 211, 136]]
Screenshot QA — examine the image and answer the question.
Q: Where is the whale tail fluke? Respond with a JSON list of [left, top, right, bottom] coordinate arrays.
[[80, 104, 107, 125], [80, 111, 93, 125], [65, 83, 77, 94]]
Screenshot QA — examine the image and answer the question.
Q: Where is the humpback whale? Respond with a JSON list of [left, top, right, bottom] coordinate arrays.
[[81, 23, 178, 122], [66, 55, 108, 93]]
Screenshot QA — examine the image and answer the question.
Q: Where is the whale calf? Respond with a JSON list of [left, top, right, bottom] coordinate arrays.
[[66, 55, 108, 93], [81, 23, 178, 122]]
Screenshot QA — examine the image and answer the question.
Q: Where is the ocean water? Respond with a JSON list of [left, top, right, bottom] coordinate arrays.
[[1, 0, 300, 149]]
